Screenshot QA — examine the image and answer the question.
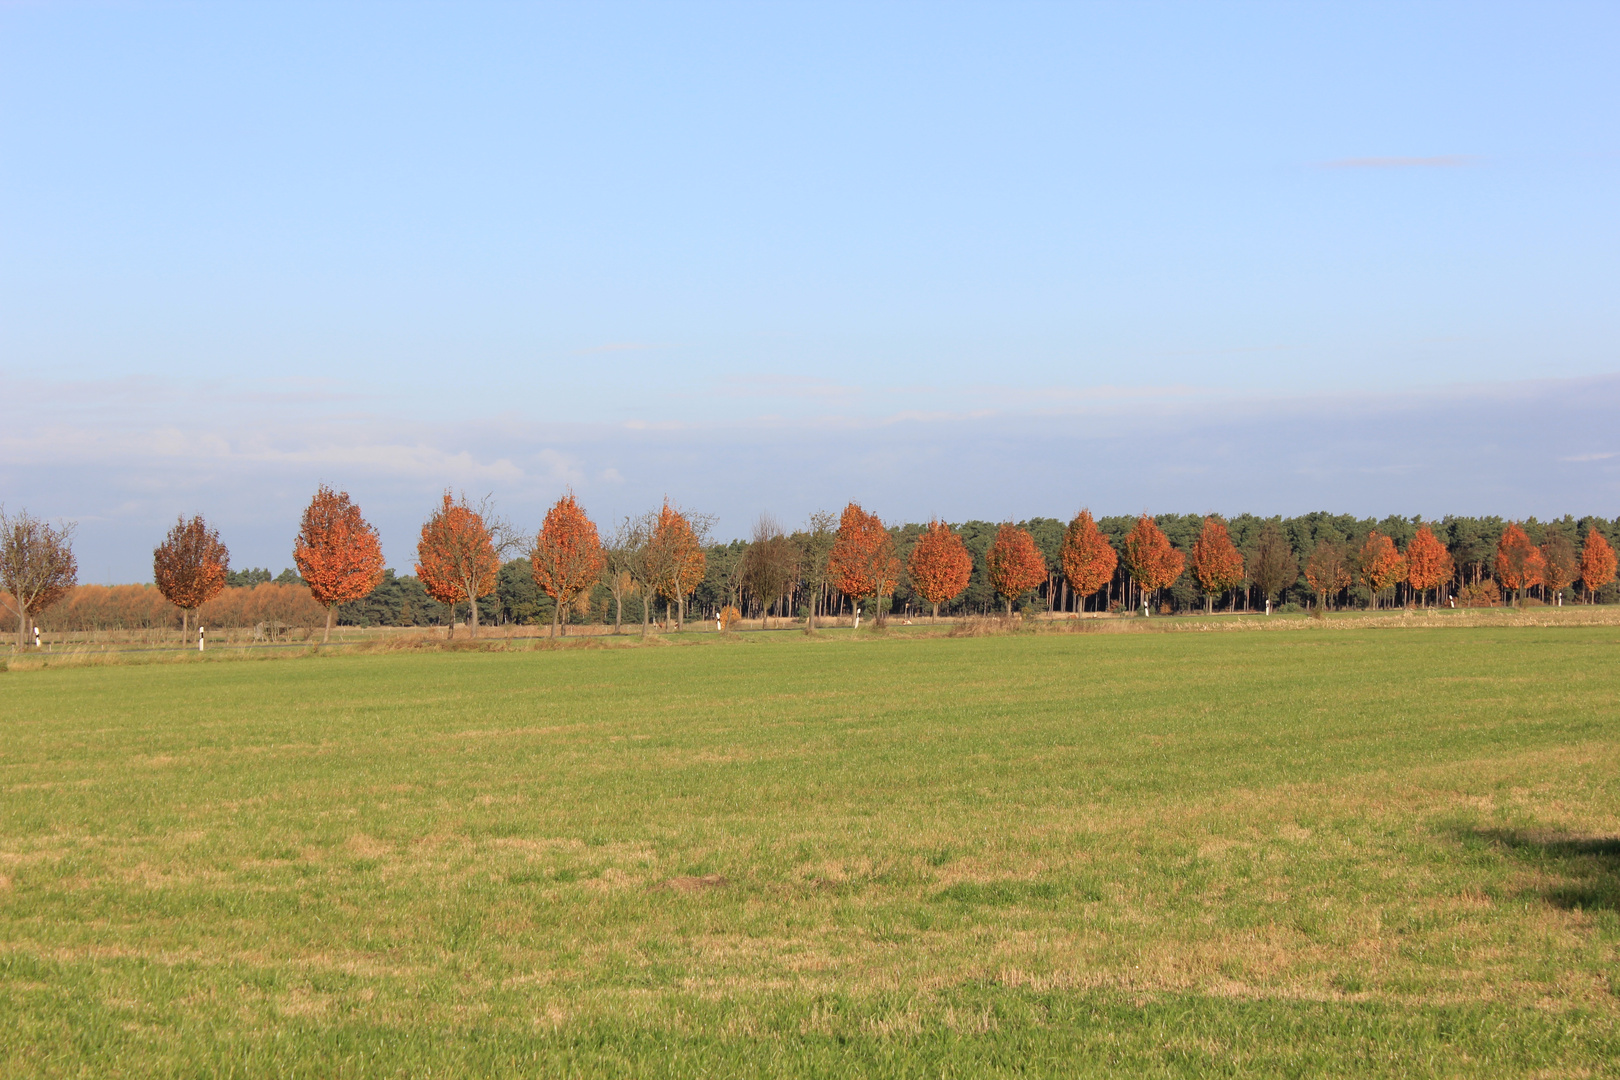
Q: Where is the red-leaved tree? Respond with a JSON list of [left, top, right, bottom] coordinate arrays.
[[1403, 525, 1453, 608], [1191, 517, 1244, 614], [293, 485, 386, 642], [985, 523, 1047, 617], [416, 491, 502, 638], [1495, 523, 1543, 605], [154, 515, 230, 636], [1122, 515, 1185, 615], [1060, 509, 1117, 614], [1358, 531, 1406, 610], [907, 520, 973, 621], [828, 502, 900, 626], [644, 500, 707, 631], [1580, 528, 1617, 601], [531, 493, 606, 637]]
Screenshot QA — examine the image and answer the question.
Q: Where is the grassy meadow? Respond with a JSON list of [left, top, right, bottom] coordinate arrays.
[[3, 620, 1620, 1076]]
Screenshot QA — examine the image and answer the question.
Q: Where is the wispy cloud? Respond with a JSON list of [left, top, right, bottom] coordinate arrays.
[[1321, 155, 1476, 169], [9, 371, 1620, 581]]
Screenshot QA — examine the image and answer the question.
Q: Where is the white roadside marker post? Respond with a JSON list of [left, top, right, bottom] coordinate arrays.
[[199, 626, 206, 652]]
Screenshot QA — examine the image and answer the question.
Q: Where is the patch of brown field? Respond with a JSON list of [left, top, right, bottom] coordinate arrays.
[[0, 846, 75, 868], [531, 1002, 571, 1029], [4, 778, 98, 793], [471, 792, 528, 807], [489, 836, 586, 854], [116, 861, 202, 889], [441, 725, 581, 742], [278, 986, 332, 1018], [343, 834, 392, 859], [657, 873, 728, 892], [931, 861, 1053, 887], [580, 867, 640, 892]]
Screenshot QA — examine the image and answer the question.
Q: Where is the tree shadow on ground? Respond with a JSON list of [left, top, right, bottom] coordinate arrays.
[[1472, 828, 1620, 912]]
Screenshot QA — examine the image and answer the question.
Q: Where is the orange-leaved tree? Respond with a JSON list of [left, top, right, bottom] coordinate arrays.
[[1580, 528, 1617, 601], [1495, 523, 1543, 605], [531, 493, 606, 637], [644, 499, 707, 631], [416, 491, 502, 638], [907, 520, 973, 621], [1191, 517, 1244, 615], [1403, 525, 1453, 608], [1540, 531, 1579, 606], [153, 515, 229, 636], [1060, 509, 1117, 614], [1357, 531, 1406, 610], [985, 523, 1047, 617], [828, 502, 900, 626], [1304, 539, 1353, 611], [1122, 514, 1185, 616], [293, 484, 386, 642]]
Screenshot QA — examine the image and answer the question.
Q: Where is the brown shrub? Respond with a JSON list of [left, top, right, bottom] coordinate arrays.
[[1458, 580, 1501, 608]]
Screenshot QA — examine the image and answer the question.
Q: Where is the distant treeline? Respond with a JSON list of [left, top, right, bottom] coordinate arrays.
[[32, 512, 1620, 632]]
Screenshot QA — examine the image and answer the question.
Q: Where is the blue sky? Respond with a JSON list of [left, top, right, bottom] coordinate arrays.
[[2, 2, 1617, 579]]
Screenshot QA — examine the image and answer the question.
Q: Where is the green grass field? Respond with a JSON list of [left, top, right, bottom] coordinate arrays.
[[3, 624, 1620, 1076]]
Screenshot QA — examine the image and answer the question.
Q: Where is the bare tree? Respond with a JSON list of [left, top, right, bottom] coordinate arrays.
[[1304, 538, 1352, 611], [741, 514, 799, 629], [715, 543, 747, 612], [1247, 520, 1299, 615], [0, 507, 78, 648], [795, 510, 838, 631], [600, 516, 648, 634], [616, 512, 659, 635]]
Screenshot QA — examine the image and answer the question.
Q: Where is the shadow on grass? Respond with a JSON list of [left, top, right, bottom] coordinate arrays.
[[1473, 828, 1620, 911]]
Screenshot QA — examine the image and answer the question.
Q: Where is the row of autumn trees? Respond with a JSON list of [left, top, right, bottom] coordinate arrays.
[[9, 494, 1620, 644], [144, 487, 718, 641]]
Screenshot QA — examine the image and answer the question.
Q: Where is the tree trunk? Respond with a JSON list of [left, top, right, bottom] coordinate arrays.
[[1205, 594, 1212, 615], [641, 589, 650, 636], [1005, 595, 1013, 617], [323, 606, 333, 643], [932, 601, 939, 622], [181, 608, 189, 640], [470, 589, 480, 638], [614, 592, 622, 634]]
